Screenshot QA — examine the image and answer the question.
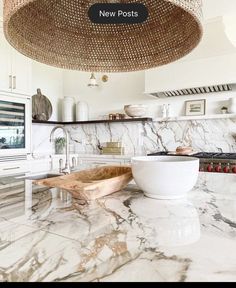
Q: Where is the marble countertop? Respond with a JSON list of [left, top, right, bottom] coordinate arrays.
[[0, 172, 236, 282]]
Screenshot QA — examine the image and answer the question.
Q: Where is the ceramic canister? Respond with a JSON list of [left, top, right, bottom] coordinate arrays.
[[62, 97, 74, 122], [76, 101, 89, 121]]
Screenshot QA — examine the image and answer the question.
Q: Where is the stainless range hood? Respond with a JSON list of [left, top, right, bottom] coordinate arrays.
[[145, 17, 236, 98], [149, 83, 236, 98]]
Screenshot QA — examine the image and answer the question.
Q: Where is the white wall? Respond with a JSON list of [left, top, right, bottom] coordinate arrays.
[[63, 70, 151, 119], [31, 61, 64, 121], [62, 69, 236, 120]]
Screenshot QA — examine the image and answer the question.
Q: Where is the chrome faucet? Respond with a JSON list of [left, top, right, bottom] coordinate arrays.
[[50, 125, 71, 174]]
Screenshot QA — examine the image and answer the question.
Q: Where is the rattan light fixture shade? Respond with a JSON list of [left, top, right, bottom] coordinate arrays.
[[3, 0, 203, 72]]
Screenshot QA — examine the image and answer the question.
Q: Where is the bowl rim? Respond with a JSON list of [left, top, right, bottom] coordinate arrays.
[[124, 104, 148, 108], [132, 156, 199, 163]]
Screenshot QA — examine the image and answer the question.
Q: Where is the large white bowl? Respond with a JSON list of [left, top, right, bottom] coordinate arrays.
[[132, 156, 199, 199]]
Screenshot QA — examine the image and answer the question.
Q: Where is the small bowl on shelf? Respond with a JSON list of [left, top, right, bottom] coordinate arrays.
[[124, 104, 148, 118]]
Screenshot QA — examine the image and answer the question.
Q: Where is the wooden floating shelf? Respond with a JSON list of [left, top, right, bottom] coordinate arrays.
[[32, 117, 153, 125]]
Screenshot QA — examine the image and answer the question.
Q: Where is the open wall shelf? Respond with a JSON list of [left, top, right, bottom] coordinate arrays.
[[32, 117, 153, 125], [153, 114, 236, 122]]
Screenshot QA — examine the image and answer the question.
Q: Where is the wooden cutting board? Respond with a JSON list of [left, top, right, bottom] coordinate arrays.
[[32, 89, 53, 121], [34, 166, 133, 200]]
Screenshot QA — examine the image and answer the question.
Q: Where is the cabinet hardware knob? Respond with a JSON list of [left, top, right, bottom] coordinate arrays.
[[9, 75, 12, 89], [13, 76, 16, 89]]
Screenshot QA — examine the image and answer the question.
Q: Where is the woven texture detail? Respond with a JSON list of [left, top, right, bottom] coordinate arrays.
[[3, 0, 203, 72]]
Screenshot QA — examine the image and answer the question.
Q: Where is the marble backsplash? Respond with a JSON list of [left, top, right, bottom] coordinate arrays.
[[32, 118, 236, 156]]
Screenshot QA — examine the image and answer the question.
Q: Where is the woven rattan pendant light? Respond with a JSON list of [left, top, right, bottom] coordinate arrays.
[[3, 0, 203, 72]]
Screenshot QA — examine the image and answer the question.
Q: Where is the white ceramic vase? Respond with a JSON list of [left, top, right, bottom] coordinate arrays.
[[161, 104, 167, 118], [62, 97, 74, 122], [228, 97, 236, 114], [76, 101, 89, 121]]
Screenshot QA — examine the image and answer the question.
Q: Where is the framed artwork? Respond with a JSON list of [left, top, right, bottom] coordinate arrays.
[[185, 99, 206, 116]]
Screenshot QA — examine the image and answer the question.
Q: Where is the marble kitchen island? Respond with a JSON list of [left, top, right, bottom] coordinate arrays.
[[0, 172, 236, 282]]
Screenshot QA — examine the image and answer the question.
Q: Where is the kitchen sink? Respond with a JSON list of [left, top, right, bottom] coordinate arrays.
[[16, 173, 63, 181]]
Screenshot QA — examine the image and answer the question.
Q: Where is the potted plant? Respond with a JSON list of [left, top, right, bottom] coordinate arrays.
[[221, 106, 228, 114], [55, 137, 66, 154]]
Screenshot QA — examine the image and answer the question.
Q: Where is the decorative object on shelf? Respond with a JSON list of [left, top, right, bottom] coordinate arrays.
[[32, 89, 52, 121], [166, 104, 173, 118], [88, 73, 99, 88], [228, 98, 236, 114], [55, 137, 66, 155], [108, 113, 126, 120], [107, 142, 122, 148], [109, 114, 115, 120], [98, 115, 109, 120], [62, 96, 74, 122], [101, 75, 109, 83], [124, 104, 148, 118], [101, 147, 125, 155], [101, 142, 124, 155], [76, 101, 89, 121], [3, 0, 203, 72], [161, 104, 167, 118], [221, 106, 228, 114], [185, 99, 206, 116]]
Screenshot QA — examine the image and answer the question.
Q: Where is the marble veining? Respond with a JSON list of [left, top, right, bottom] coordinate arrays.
[[32, 118, 236, 155], [0, 172, 236, 282]]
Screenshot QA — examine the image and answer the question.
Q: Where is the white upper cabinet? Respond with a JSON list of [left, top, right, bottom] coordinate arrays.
[[11, 48, 32, 95], [0, 28, 12, 92], [0, 22, 32, 96]]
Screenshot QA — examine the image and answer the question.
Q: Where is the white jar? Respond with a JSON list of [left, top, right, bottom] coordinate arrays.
[[161, 104, 167, 118], [166, 104, 172, 118], [62, 97, 74, 122], [228, 97, 236, 114], [76, 101, 89, 121]]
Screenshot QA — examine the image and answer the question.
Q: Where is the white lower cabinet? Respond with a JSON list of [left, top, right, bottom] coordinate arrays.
[[78, 156, 131, 168], [0, 161, 30, 176]]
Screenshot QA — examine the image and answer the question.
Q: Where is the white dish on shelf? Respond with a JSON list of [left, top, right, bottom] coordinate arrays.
[[124, 104, 148, 118]]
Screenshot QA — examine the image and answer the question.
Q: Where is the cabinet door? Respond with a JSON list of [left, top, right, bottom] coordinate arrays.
[[0, 30, 12, 93], [12, 49, 32, 95]]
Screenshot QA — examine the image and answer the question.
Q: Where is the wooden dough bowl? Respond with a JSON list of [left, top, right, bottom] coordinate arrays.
[[34, 166, 133, 200]]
